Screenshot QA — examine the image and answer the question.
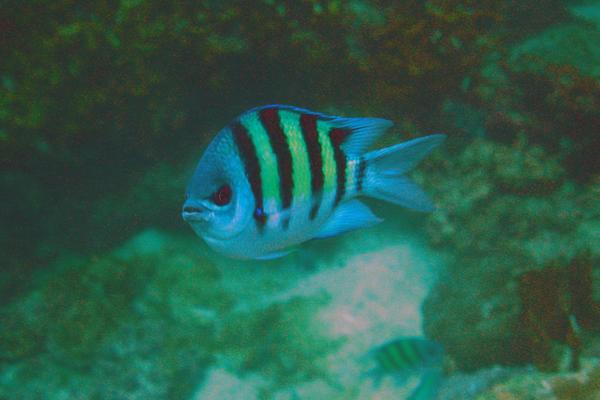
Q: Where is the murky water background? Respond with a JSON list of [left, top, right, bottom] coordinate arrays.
[[1, 1, 599, 399]]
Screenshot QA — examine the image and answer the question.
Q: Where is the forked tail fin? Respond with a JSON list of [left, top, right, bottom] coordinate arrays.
[[363, 134, 446, 212]]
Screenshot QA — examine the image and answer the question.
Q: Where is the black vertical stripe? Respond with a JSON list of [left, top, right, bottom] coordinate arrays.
[[330, 128, 350, 207], [397, 341, 416, 365], [259, 108, 294, 222], [300, 113, 324, 220], [384, 345, 404, 368], [356, 156, 366, 192], [231, 121, 266, 231], [377, 351, 394, 372]]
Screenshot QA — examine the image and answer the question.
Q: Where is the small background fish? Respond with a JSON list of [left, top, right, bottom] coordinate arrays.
[[371, 337, 445, 400], [182, 105, 445, 259]]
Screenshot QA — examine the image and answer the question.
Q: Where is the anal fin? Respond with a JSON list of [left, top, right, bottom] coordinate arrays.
[[314, 199, 382, 239]]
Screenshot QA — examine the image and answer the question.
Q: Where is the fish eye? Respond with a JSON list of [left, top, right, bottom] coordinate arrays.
[[212, 184, 232, 206]]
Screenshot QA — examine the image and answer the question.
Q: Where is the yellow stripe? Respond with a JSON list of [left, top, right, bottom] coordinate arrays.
[[316, 119, 336, 213], [279, 110, 311, 203], [240, 112, 281, 214]]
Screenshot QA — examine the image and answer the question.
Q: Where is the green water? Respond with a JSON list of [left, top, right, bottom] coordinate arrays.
[[1, 1, 599, 399]]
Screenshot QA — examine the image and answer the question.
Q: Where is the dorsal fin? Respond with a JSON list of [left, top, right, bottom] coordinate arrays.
[[243, 104, 393, 157], [325, 116, 393, 157]]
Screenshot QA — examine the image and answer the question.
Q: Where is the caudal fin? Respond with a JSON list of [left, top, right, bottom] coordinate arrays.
[[363, 134, 446, 212]]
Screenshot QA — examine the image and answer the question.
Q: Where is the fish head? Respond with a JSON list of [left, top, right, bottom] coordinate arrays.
[[182, 129, 254, 244]]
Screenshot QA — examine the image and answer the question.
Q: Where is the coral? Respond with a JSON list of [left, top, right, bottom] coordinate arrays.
[[421, 19, 600, 370], [438, 365, 518, 400], [515, 253, 600, 372], [474, 360, 600, 400], [551, 364, 600, 400], [422, 138, 567, 252], [353, 1, 504, 116], [0, 302, 43, 363], [41, 255, 149, 364], [509, 22, 600, 79], [0, 0, 353, 179], [507, 63, 600, 182], [0, 228, 351, 399], [421, 138, 599, 371], [216, 295, 337, 388], [0, 231, 229, 399], [473, 18, 600, 181]]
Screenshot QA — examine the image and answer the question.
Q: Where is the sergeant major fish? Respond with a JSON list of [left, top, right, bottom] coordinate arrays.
[[182, 105, 445, 260], [372, 337, 445, 400]]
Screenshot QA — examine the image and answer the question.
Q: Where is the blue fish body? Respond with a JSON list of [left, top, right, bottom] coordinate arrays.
[[182, 105, 445, 260]]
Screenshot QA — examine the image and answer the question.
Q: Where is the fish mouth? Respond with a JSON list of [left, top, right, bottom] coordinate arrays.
[[182, 202, 209, 223], [182, 210, 206, 222]]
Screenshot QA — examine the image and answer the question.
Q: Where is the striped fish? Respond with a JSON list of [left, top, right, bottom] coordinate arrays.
[[374, 337, 444, 375], [182, 105, 445, 260], [372, 337, 445, 400]]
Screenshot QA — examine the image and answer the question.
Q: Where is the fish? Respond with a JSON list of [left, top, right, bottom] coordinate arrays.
[[373, 337, 444, 375], [372, 337, 445, 400], [182, 105, 445, 260]]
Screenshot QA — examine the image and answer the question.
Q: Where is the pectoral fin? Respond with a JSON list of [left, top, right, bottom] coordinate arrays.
[[314, 199, 382, 239]]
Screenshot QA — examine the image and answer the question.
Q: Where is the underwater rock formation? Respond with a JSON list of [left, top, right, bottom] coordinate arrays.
[[419, 5, 600, 374], [0, 231, 225, 399], [0, 229, 345, 399], [516, 253, 600, 372], [473, 12, 600, 181], [421, 137, 599, 372], [474, 359, 600, 399]]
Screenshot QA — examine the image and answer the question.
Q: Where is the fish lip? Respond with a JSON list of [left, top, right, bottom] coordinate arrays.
[[181, 206, 209, 223], [181, 210, 208, 223], [182, 199, 210, 222]]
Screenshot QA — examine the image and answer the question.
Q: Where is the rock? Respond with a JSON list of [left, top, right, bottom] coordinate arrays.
[[510, 23, 600, 79], [421, 138, 599, 371]]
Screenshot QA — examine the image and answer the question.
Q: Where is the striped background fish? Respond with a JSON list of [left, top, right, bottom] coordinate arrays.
[[182, 105, 445, 260], [372, 337, 445, 400], [374, 337, 444, 375]]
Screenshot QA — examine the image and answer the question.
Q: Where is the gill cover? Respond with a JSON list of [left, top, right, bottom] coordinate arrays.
[[186, 129, 253, 240]]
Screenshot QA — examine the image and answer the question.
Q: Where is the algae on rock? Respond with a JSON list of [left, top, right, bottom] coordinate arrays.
[[0, 231, 230, 399], [420, 138, 599, 371], [0, 229, 339, 399], [217, 294, 338, 389]]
